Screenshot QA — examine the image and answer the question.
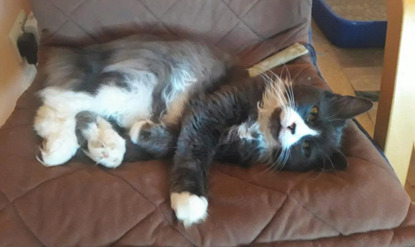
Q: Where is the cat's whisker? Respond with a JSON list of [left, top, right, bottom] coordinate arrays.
[[266, 148, 284, 172], [262, 73, 288, 108], [259, 78, 289, 114], [323, 152, 335, 170], [283, 79, 295, 110], [325, 116, 346, 122], [312, 139, 335, 171], [267, 65, 293, 109], [265, 149, 279, 172], [258, 68, 289, 110], [324, 103, 352, 122], [273, 65, 294, 104], [282, 148, 291, 169], [271, 83, 289, 111], [274, 147, 290, 171]]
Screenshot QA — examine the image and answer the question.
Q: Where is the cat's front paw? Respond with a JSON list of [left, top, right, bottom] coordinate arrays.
[[129, 119, 153, 144], [170, 192, 208, 227], [84, 128, 126, 168]]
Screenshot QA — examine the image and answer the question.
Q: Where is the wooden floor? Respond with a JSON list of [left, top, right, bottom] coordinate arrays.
[[311, 21, 415, 201]]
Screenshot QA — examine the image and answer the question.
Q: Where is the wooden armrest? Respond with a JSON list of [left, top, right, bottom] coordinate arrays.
[[374, 0, 415, 185]]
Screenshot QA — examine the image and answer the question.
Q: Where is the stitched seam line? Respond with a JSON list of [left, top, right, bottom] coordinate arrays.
[[44, 0, 89, 42], [216, 169, 342, 234], [109, 207, 157, 246], [103, 170, 197, 246], [136, 0, 174, 37], [221, 0, 264, 40], [251, 195, 288, 243], [10, 168, 86, 203], [11, 204, 45, 246]]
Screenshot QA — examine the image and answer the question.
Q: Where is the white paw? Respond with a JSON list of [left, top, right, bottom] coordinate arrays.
[[84, 124, 126, 168], [170, 192, 208, 227], [129, 119, 153, 144], [37, 133, 79, 167]]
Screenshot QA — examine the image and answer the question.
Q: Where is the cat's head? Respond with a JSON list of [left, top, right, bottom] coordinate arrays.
[[260, 82, 373, 172]]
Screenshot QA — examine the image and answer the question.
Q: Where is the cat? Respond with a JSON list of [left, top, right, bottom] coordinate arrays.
[[34, 35, 373, 227], [74, 68, 372, 227]]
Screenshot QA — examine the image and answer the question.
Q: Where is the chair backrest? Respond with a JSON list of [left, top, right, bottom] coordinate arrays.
[[31, 0, 312, 66]]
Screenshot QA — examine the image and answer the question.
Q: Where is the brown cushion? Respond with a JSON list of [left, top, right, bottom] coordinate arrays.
[[31, 0, 311, 67], [0, 57, 414, 246], [2, 1, 413, 245]]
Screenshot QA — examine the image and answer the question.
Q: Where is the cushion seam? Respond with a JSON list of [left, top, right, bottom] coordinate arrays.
[[10, 167, 86, 203], [11, 204, 45, 246], [250, 195, 288, 243], [216, 169, 342, 234], [103, 170, 197, 246], [109, 207, 158, 246]]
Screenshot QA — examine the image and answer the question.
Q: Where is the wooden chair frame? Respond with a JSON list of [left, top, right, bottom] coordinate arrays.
[[374, 0, 415, 184]]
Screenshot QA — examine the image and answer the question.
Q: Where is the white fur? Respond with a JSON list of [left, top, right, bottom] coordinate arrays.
[[161, 66, 197, 125], [129, 119, 153, 144], [36, 132, 79, 166], [162, 66, 196, 106], [39, 80, 154, 128], [279, 107, 319, 148], [82, 117, 126, 168], [34, 105, 79, 166], [170, 192, 208, 227]]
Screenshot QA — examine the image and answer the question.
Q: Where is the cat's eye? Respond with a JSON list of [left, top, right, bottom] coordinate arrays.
[[307, 106, 319, 122], [302, 141, 311, 157]]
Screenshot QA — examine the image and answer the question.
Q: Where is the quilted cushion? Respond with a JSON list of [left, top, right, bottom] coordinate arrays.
[[1, 0, 413, 246], [0, 57, 414, 246]]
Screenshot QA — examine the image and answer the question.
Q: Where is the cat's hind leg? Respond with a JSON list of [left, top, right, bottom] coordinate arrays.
[[76, 111, 126, 168], [34, 105, 79, 166]]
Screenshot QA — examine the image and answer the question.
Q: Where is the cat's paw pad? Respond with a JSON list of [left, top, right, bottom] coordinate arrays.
[[85, 129, 126, 168], [37, 134, 79, 167], [170, 192, 208, 227], [129, 119, 153, 144]]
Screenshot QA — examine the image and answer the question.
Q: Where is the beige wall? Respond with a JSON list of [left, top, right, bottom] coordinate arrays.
[[0, 0, 32, 126]]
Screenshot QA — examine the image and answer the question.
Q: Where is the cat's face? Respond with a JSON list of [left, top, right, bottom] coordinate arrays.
[[265, 84, 372, 172]]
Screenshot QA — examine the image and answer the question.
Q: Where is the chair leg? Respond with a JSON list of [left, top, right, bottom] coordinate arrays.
[[374, 0, 415, 185]]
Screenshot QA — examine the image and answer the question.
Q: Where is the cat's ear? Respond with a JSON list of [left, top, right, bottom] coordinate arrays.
[[328, 149, 348, 170], [324, 92, 373, 119]]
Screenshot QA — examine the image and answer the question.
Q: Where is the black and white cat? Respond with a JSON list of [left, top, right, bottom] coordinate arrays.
[[34, 35, 373, 227]]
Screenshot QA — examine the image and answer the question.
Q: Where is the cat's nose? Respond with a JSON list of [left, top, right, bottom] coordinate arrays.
[[287, 122, 296, 134], [102, 151, 109, 158]]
